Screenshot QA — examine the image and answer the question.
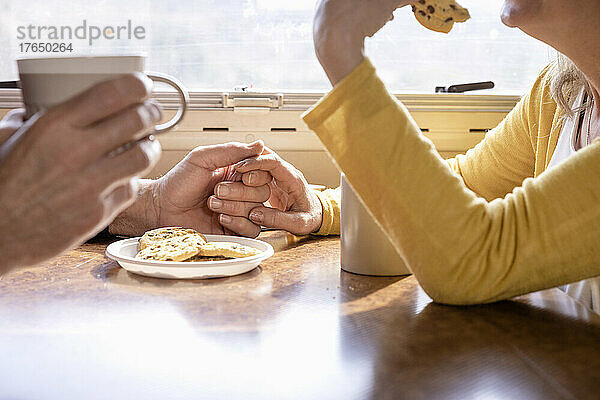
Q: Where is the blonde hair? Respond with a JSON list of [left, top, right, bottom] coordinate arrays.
[[550, 53, 593, 118]]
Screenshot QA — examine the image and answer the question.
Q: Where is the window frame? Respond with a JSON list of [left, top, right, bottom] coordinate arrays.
[[0, 88, 520, 186], [0, 87, 520, 153]]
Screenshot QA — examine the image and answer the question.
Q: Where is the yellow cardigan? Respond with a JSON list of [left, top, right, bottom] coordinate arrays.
[[305, 59, 600, 305]]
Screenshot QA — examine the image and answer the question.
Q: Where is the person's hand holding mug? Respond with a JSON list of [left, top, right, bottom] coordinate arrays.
[[0, 74, 161, 273], [314, 0, 415, 85], [0, 109, 26, 147], [209, 148, 323, 236]]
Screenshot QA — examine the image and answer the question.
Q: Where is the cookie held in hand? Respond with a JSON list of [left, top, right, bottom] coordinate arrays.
[[412, 0, 470, 33]]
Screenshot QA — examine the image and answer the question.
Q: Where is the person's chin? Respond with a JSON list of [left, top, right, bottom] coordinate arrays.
[[501, 0, 543, 28], [500, 2, 520, 27]]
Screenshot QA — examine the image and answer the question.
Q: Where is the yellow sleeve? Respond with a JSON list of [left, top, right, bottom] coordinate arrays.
[[445, 66, 554, 200], [303, 58, 600, 305], [313, 187, 341, 236], [444, 97, 535, 200], [312, 67, 554, 236]]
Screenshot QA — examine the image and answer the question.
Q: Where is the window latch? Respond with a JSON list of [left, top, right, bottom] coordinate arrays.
[[435, 81, 494, 93], [0, 81, 19, 89], [222, 92, 284, 110]]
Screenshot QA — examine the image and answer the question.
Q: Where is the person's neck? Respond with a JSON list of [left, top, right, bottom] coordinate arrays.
[[522, 3, 600, 118], [559, 34, 600, 139], [519, 2, 600, 140]]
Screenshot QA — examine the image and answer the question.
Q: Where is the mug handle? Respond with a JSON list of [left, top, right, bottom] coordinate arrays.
[[146, 72, 190, 134]]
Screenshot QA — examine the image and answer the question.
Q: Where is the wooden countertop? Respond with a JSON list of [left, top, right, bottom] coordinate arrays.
[[1, 231, 599, 399]]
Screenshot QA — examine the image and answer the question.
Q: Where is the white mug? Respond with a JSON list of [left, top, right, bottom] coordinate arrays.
[[340, 174, 411, 276], [17, 55, 189, 133]]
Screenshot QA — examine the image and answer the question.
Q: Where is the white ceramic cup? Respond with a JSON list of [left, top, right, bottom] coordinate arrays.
[[17, 55, 189, 133], [340, 174, 411, 276]]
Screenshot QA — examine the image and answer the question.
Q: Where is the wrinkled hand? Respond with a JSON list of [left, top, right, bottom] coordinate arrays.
[[0, 73, 162, 272], [149, 141, 270, 237], [210, 148, 323, 236], [314, 0, 415, 85]]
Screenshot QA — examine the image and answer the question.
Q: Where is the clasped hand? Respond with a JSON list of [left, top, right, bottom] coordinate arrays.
[[208, 147, 323, 237]]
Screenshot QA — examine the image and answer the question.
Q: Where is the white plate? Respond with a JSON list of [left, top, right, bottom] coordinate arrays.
[[106, 234, 274, 279]]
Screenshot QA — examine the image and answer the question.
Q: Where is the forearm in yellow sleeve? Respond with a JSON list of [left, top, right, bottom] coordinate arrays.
[[303, 58, 600, 305]]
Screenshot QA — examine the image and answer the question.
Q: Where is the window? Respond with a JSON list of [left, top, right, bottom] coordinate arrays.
[[2, 0, 551, 94]]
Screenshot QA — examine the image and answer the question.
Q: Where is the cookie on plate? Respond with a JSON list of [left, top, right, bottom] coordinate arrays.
[[412, 0, 470, 33], [139, 227, 206, 250], [135, 233, 205, 261], [185, 255, 231, 262], [197, 242, 262, 258]]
